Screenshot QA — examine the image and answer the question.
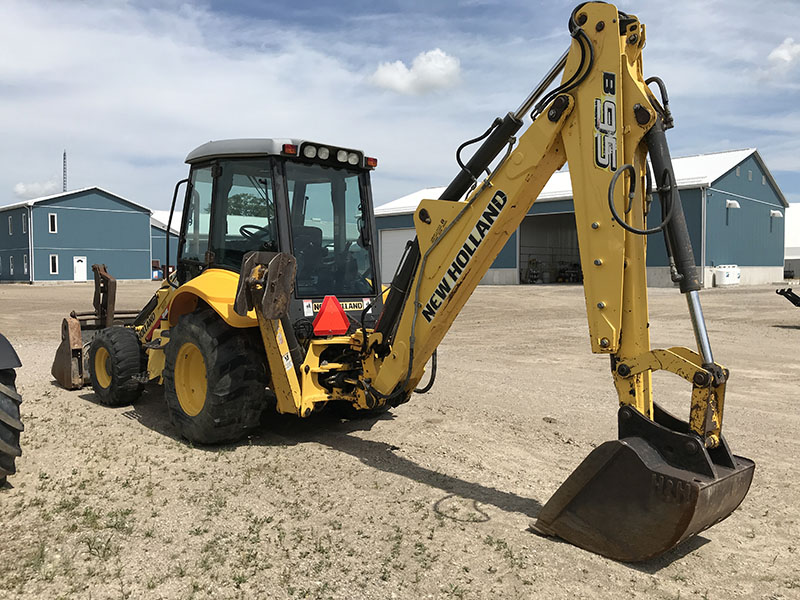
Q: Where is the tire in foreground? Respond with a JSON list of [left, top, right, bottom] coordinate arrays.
[[0, 368, 23, 484]]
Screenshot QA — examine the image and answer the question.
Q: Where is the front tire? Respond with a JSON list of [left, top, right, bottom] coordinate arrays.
[[163, 308, 270, 444], [88, 327, 145, 406]]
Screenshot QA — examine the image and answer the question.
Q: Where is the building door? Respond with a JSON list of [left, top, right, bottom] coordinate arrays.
[[519, 214, 581, 283], [73, 256, 88, 282]]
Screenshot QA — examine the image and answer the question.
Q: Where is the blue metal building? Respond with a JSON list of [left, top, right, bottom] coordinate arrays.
[[375, 149, 788, 287], [0, 187, 153, 282]]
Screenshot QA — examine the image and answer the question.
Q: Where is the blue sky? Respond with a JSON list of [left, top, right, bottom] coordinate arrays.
[[1, 0, 798, 209]]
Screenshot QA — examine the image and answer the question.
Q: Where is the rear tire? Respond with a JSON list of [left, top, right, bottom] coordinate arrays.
[[163, 308, 270, 444], [0, 369, 23, 484], [88, 327, 144, 406]]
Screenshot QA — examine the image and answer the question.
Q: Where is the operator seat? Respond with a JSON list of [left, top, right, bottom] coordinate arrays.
[[293, 226, 325, 281]]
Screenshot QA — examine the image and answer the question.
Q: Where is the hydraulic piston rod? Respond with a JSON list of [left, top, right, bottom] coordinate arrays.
[[513, 49, 569, 120], [687, 290, 714, 366]]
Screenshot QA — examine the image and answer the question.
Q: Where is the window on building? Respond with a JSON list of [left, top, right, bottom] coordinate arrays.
[[22, 214, 26, 234], [8, 216, 12, 235], [735, 166, 740, 177], [23, 254, 28, 275], [762, 175, 766, 186], [9, 256, 14, 276], [49, 213, 58, 233], [50, 254, 58, 275], [748, 170, 752, 181]]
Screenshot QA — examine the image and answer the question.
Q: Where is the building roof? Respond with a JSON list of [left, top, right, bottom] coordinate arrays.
[[150, 212, 180, 235], [539, 149, 769, 199], [375, 148, 787, 216], [0, 186, 152, 215], [375, 187, 448, 216]]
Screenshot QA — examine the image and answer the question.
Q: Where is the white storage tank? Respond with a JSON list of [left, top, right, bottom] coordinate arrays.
[[714, 264, 741, 286]]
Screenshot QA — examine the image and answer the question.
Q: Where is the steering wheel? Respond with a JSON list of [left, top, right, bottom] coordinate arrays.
[[239, 224, 278, 252], [239, 224, 272, 240]]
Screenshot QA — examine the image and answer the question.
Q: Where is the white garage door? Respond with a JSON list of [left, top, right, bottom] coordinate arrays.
[[379, 228, 416, 284]]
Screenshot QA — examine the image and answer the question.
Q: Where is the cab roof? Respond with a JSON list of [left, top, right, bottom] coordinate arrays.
[[185, 138, 367, 164]]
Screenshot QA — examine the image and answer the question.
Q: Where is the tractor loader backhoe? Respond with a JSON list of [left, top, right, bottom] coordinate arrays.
[[52, 2, 753, 562]]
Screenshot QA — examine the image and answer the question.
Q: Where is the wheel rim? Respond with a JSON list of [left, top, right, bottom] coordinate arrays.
[[94, 347, 112, 389], [174, 342, 207, 417]]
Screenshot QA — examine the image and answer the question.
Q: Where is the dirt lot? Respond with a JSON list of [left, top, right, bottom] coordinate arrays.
[[0, 281, 798, 599]]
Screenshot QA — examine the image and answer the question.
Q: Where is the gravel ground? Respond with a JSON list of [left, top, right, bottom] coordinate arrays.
[[0, 280, 798, 599]]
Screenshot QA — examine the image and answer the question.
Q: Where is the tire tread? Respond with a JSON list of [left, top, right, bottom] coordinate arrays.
[[88, 327, 144, 406], [0, 369, 22, 480]]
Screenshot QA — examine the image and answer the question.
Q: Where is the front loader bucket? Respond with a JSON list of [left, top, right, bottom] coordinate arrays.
[[51, 264, 142, 391], [532, 406, 754, 562]]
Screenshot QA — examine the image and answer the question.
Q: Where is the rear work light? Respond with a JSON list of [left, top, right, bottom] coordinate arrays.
[[282, 144, 298, 155], [312, 296, 350, 336]]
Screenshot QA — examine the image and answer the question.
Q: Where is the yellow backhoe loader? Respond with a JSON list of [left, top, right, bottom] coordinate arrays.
[[52, 2, 754, 562]]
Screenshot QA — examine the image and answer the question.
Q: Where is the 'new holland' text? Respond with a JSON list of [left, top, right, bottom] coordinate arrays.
[[421, 190, 508, 323]]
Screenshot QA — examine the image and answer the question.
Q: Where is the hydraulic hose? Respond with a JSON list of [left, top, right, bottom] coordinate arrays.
[[413, 351, 437, 394]]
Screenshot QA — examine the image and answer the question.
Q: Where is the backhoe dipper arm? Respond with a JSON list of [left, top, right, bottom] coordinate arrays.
[[364, 3, 754, 563]]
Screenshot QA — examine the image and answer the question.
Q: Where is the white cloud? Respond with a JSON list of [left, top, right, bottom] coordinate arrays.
[[755, 36, 800, 82], [371, 49, 461, 95], [13, 181, 59, 200], [768, 37, 800, 66]]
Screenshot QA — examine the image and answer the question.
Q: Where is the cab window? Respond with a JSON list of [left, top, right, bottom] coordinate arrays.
[[286, 162, 375, 298], [211, 159, 277, 270], [181, 166, 213, 263]]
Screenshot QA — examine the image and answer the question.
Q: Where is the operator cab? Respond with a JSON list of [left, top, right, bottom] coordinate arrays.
[[177, 138, 383, 334]]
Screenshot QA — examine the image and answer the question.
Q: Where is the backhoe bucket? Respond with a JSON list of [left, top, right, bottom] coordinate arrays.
[[532, 405, 754, 562]]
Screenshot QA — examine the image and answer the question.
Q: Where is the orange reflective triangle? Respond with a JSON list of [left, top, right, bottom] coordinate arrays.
[[312, 296, 350, 336]]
